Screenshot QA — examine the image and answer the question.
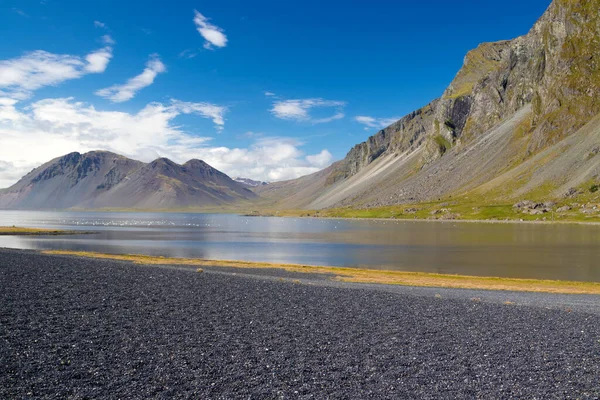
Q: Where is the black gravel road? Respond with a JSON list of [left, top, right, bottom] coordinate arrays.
[[1, 249, 599, 399]]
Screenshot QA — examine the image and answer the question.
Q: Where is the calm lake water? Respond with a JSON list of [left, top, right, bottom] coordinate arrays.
[[1, 210, 600, 282]]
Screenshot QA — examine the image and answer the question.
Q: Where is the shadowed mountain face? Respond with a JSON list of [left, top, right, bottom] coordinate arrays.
[[257, 0, 600, 209], [0, 151, 256, 209]]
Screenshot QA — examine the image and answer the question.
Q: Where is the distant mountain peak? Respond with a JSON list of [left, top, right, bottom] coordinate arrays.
[[183, 159, 212, 169], [0, 151, 256, 210], [150, 157, 176, 165], [234, 177, 268, 187]]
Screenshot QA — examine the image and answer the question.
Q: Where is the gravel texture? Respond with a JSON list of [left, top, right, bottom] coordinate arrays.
[[1, 248, 599, 399]]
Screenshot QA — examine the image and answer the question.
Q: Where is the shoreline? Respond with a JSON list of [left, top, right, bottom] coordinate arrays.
[[265, 214, 600, 226], [41, 249, 600, 295], [0, 227, 94, 236], [5, 208, 600, 226], [45, 209, 600, 226]]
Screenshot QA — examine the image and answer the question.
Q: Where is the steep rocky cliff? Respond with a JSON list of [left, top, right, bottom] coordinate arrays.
[[341, 0, 600, 178], [257, 0, 600, 210]]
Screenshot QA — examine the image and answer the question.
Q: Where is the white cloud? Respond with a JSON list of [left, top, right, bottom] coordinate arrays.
[[355, 115, 399, 130], [95, 55, 165, 103], [270, 98, 346, 124], [94, 20, 106, 29], [306, 149, 333, 168], [170, 100, 227, 130], [193, 10, 228, 50], [84, 48, 113, 73], [0, 98, 332, 187], [101, 35, 115, 45], [0, 98, 25, 122], [0, 160, 31, 188], [264, 91, 276, 96], [199, 137, 332, 181], [0, 46, 113, 100]]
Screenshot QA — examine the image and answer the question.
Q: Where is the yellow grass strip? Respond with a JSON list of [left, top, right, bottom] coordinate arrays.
[[42, 250, 600, 295], [0, 226, 67, 235]]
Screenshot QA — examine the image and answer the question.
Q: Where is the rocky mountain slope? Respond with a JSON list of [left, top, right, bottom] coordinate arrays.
[[0, 151, 256, 209], [257, 0, 600, 210]]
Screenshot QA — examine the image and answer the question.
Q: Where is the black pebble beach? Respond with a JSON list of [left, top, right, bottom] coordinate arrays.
[[1, 249, 599, 399]]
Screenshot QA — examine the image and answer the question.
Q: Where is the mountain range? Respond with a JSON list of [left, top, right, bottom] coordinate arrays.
[[2, 0, 599, 212], [0, 151, 255, 209]]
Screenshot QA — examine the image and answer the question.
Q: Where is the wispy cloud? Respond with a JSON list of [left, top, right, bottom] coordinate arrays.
[[313, 112, 345, 124], [179, 49, 198, 59], [94, 20, 106, 29], [355, 115, 400, 130], [12, 8, 28, 17], [101, 35, 115, 45], [264, 91, 276, 97], [240, 131, 264, 139], [271, 98, 346, 124], [193, 10, 228, 50], [170, 100, 227, 131], [95, 55, 165, 103], [0, 45, 113, 100]]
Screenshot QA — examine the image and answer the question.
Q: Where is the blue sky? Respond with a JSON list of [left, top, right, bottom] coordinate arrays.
[[0, 0, 551, 187]]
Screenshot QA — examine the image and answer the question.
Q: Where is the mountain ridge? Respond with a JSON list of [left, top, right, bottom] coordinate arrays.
[[256, 0, 600, 210], [0, 151, 256, 209]]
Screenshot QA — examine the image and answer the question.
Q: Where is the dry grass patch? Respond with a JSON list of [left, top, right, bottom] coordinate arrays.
[[42, 250, 600, 295], [0, 226, 70, 235]]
